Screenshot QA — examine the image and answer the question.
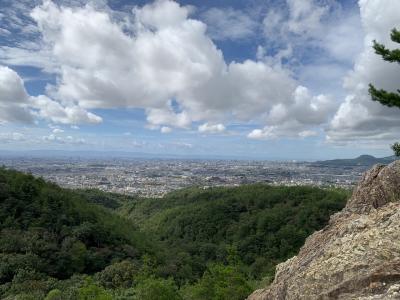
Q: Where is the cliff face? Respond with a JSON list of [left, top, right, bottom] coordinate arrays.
[[248, 161, 400, 300]]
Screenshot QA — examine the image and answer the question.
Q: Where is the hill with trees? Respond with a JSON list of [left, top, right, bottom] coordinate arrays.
[[0, 168, 349, 299], [0, 168, 156, 299], [119, 185, 349, 291], [313, 154, 396, 167]]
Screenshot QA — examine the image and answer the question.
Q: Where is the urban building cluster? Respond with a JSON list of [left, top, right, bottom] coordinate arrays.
[[0, 157, 366, 197]]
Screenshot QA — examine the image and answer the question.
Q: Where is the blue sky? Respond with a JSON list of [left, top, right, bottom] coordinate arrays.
[[0, 0, 399, 160]]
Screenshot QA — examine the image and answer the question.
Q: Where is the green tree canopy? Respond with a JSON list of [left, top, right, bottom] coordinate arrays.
[[368, 28, 400, 156]]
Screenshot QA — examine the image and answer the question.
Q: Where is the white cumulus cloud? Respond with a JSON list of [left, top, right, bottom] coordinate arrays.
[[52, 128, 64, 134], [0, 65, 102, 125], [249, 86, 336, 139], [7, 0, 334, 136], [42, 134, 86, 144], [327, 0, 400, 144], [0, 66, 33, 123], [198, 123, 225, 134], [31, 95, 102, 125]]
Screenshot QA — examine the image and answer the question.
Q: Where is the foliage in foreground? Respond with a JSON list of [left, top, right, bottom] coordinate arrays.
[[0, 168, 350, 299]]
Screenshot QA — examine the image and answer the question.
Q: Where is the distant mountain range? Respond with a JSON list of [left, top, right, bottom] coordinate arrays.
[[313, 155, 397, 167]]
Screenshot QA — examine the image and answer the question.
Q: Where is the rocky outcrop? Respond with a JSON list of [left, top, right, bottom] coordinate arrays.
[[248, 161, 400, 300]]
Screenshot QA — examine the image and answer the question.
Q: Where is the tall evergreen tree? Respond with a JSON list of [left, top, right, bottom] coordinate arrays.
[[368, 28, 400, 156]]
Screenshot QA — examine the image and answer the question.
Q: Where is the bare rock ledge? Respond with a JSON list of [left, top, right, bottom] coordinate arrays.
[[247, 160, 400, 300]]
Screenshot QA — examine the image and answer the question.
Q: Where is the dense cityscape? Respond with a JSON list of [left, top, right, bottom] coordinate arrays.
[[0, 156, 370, 197]]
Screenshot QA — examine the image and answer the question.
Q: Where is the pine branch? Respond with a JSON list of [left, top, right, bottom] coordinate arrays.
[[391, 28, 400, 44], [370, 28, 400, 157], [369, 84, 400, 109], [373, 40, 400, 63]]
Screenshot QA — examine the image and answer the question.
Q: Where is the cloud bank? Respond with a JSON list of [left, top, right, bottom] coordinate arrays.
[[0, 0, 336, 137], [0, 65, 102, 125], [0, 0, 398, 147]]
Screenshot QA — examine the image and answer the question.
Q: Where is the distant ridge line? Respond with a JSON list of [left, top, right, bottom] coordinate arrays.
[[313, 154, 397, 167]]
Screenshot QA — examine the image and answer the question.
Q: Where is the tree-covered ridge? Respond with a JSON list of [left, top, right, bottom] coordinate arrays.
[[0, 168, 155, 299], [0, 168, 350, 299], [120, 184, 349, 283]]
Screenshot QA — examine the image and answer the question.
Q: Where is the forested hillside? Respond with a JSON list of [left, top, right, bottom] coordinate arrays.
[[120, 185, 349, 284], [0, 168, 349, 299], [0, 168, 156, 299]]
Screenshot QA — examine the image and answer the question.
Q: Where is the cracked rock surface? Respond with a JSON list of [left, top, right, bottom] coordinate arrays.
[[248, 161, 400, 300]]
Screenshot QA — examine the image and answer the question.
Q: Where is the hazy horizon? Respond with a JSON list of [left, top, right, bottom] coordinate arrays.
[[0, 148, 395, 162]]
